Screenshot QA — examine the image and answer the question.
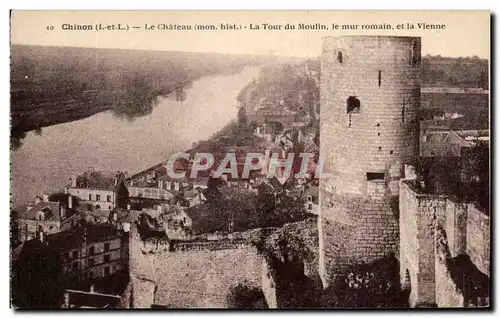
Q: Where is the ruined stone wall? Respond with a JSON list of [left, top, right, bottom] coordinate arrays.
[[398, 181, 450, 306], [398, 180, 419, 306], [320, 36, 421, 197], [150, 246, 263, 308], [444, 199, 468, 258], [435, 247, 465, 307], [467, 205, 490, 276], [398, 180, 491, 308], [125, 225, 270, 308]]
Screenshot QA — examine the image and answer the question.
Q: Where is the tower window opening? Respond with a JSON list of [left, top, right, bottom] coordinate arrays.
[[408, 45, 414, 66], [402, 98, 406, 123], [412, 41, 419, 66], [409, 41, 419, 66], [377, 133, 381, 136], [378, 147, 382, 151], [367, 172, 385, 181], [376, 123, 380, 127], [346, 96, 360, 114], [378, 70, 382, 87], [348, 113, 352, 127], [337, 51, 343, 63], [390, 150, 394, 154]]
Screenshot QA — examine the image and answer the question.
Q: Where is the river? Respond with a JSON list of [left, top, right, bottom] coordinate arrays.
[[11, 67, 260, 209]]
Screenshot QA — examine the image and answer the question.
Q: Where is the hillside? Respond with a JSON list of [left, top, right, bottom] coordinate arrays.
[[10, 45, 279, 149]]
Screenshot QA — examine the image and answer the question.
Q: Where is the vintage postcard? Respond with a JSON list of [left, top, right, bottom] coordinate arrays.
[[9, 10, 490, 309]]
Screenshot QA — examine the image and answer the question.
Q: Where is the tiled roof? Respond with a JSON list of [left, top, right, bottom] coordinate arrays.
[[46, 224, 121, 252]]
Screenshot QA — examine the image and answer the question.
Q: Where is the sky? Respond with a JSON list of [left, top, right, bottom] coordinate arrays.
[[10, 10, 490, 59]]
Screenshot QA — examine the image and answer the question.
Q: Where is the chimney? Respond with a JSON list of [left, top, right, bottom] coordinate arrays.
[[90, 285, 95, 293], [127, 204, 131, 211], [42, 194, 49, 202], [123, 222, 130, 232], [63, 292, 70, 308], [39, 230, 44, 243], [68, 195, 73, 209], [60, 204, 66, 219], [71, 176, 77, 188], [34, 196, 42, 205]]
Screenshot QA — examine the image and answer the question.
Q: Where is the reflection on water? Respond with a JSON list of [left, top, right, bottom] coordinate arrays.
[[11, 67, 260, 209]]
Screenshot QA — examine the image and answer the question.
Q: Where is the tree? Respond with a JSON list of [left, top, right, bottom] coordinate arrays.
[[237, 106, 248, 125], [11, 210, 20, 248], [48, 192, 80, 208]]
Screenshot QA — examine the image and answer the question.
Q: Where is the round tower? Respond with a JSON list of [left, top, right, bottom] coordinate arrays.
[[320, 36, 421, 198], [318, 36, 421, 286]]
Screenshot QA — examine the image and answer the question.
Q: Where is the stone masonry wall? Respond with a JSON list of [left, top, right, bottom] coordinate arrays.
[[126, 226, 268, 308], [399, 180, 490, 308], [320, 36, 420, 197], [319, 192, 399, 285], [150, 246, 263, 308], [399, 181, 449, 306], [398, 180, 420, 306], [467, 205, 490, 276], [435, 246, 465, 307]]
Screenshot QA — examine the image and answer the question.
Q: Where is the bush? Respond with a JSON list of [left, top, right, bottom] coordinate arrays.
[[226, 281, 268, 309]]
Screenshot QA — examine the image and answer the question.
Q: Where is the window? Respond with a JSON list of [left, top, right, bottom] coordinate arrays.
[[96, 194, 101, 201], [366, 172, 385, 181], [346, 96, 360, 114], [38, 214, 43, 221], [88, 272, 94, 280], [107, 195, 111, 202], [104, 254, 110, 262], [87, 258, 95, 267], [307, 195, 312, 202], [24, 224, 28, 231], [72, 250, 78, 259], [104, 243, 110, 252], [72, 261, 78, 271], [88, 246, 95, 256], [378, 70, 382, 86], [104, 267, 110, 276], [337, 51, 343, 63], [308, 203, 313, 210], [89, 194, 92, 201], [95, 205, 101, 210]]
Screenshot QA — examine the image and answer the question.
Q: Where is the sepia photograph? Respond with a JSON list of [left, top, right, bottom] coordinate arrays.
[[9, 10, 490, 309]]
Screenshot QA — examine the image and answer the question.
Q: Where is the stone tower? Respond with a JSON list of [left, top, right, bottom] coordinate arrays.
[[318, 36, 421, 286]]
